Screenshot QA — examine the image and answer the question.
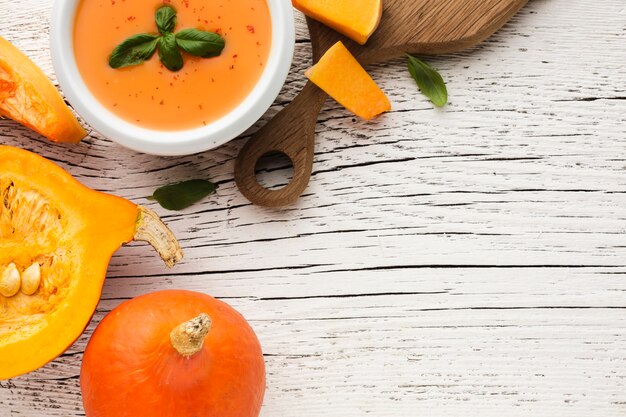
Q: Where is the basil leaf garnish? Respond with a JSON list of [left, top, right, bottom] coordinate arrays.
[[175, 28, 225, 58], [406, 54, 448, 107], [155, 5, 177, 34], [148, 179, 216, 211], [108, 6, 226, 72], [109, 34, 159, 69], [158, 33, 184, 72]]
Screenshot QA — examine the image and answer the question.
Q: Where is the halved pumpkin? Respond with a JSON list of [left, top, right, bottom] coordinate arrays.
[[0, 145, 182, 380], [0, 36, 86, 143], [292, 0, 383, 45], [305, 41, 391, 120]]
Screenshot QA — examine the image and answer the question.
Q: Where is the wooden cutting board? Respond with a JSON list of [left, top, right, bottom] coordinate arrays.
[[235, 0, 528, 207]]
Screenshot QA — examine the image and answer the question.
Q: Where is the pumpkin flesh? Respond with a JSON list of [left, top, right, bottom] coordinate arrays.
[[0, 146, 182, 379], [0, 36, 86, 143], [292, 0, 383, 45], [305, 41, 391, 120]]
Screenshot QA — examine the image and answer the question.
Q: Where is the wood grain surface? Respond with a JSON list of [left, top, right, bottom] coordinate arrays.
[[235, 0, 529, 207], [1, 0, 626, 416]]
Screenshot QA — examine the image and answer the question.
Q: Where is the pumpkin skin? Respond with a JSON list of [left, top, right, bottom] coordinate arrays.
[[0, 146, 182, 380], [81, 290, 266, 417], [0, 36, 86, 143]]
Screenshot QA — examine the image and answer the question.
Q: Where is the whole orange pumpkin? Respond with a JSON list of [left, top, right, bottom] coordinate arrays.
[[80, 290, 266, 417]]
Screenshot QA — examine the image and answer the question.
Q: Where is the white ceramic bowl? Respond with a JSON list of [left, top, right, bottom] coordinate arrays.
[[51, 0, 294, 156]]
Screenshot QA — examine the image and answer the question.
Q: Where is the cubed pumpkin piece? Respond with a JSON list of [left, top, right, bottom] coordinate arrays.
[[305, 41, 390, 120], [293, 0, 382, 45]]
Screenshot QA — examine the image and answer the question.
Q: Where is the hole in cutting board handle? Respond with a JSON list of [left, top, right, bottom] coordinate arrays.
[[254, 151, 294, 191]]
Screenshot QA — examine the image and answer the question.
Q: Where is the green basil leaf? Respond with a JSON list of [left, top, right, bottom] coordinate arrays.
[[175, 28, 225, 58], [109, 34, 159, 69], [158, 33, 184, 71], [155, 5, 177, 34], [406, 54, 448, 107], [148, 179, 216, 211]]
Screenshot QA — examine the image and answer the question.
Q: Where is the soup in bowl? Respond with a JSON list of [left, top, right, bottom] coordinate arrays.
[[51, 0, 294, 155]]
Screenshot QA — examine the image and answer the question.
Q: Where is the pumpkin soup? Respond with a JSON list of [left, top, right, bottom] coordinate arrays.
[[73, 0, 271, 130]]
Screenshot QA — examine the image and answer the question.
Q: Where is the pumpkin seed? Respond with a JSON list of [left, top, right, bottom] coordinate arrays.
[[0, 263, 21, 297]]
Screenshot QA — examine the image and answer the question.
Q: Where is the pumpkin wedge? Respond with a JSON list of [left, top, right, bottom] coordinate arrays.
[[292, 0, 383, 45], [0, 36, 86, 143], [305, 41, 391, 120], [0, 146, 182, 380]]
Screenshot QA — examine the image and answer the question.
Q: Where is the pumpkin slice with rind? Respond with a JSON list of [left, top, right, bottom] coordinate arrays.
[[0, 36, 86, 143], [0, 145, 182, 380], [305, 41, 391, 120], [293, 0, 382, 45]]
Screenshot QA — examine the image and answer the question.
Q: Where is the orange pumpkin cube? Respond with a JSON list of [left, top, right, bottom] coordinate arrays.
[[293, 0, 382, 45], [305, 41, 391, 120]]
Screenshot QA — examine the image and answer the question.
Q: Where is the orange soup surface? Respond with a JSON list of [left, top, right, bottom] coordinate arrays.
[[74, 0, 271, 130]]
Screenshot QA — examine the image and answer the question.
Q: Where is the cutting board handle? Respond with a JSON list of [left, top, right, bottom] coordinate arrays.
[[234, 82, 327, 207]]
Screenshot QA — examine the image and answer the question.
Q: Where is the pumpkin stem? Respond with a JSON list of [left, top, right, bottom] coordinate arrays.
[[134, 206, 183, 268], [170, 313, 212, 357]]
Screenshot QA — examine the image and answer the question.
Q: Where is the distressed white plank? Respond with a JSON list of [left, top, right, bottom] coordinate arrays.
[[5, 267, 626, 417], [1, 0, 626, 416]]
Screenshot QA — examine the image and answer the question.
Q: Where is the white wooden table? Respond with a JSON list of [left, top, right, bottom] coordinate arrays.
[[1, 0, 625, 415]]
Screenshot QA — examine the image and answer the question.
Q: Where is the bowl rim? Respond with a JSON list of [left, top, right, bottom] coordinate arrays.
[[51, 0, 294, 156]]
